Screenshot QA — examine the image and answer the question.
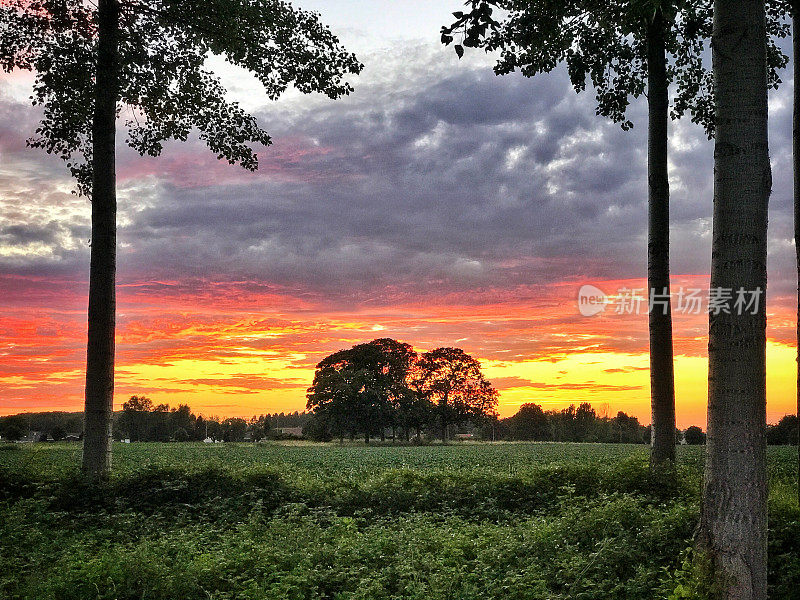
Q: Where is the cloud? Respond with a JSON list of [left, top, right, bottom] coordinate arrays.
[[0, 40, 796, 420]]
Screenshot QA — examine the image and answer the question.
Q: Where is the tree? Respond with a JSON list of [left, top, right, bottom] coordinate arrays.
[[684, 425, 706, 445], [193, 415, 206, 441], [766, 414, 799, 445], [0, 414, 27, 442], [307, 347, 377, 443], [612, 411, 646, 443], [786, 0, 800, 512], [170, 404, 195, 440], [413, 347, 498, 442], [1, 0, 362, 477], [442, 0, 704, 466], [50, 425, 66, 441], [698, 0, 771, 596], [508, 403, 550, 440], [221, 417, 247, 442], [360, 338, 418, 440], [206, 417, 223, 442], [248, 415, 271, 442], [117, 395, 153, 441], [307, 340, 420, 443], [442, 0, 786, 469], [573, 402, 597, 441]]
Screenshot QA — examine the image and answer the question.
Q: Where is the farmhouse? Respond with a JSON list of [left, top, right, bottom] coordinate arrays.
[[277, 427, 303, 438]]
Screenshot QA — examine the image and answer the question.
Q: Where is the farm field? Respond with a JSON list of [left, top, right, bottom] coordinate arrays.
[[1, 442, 798, 599]]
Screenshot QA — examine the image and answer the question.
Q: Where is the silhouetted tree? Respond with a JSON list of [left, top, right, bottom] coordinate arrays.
[[612, 411, 646, 444], [0, 415, 26, 442], [442, 0, 786, 470], [413, 347, 498, 442], [508, 403, 549, 441], [1, 0, 362, 477], [117, 395, 153, 441], [684, 425, 706, 445], [767, 415, 799, 445], [307, 339, 421, 443], [222, 418, 247, 442], [170, 405, 195, 440]]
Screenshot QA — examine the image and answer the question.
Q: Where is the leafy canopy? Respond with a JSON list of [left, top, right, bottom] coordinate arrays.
[[306, 339, 420, 435], [413, 347, 499, 424], [442, 0, 789, 135], [0, 0, 363, 194]]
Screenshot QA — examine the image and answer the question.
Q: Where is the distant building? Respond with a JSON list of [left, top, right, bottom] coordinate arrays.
[[277, 427, 304, 438], [454, 433, 474, 440]]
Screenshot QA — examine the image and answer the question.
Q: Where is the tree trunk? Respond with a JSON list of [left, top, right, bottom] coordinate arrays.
[[700, 1, 770, 598], [82, 0, 119, 478], [794, 4, 800, 510], [439, 396, 448, 443], [647, 10, 677, 468]]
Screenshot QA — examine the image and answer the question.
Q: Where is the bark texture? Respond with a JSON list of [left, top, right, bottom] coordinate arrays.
[[700, 1, 770, 598], [647, 10, 677, 467], [82, 0, 119, 478], [794, 5, 800, 510]]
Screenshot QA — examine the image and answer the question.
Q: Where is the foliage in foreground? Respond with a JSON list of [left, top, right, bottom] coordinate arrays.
[[0, 443, 797, 599]]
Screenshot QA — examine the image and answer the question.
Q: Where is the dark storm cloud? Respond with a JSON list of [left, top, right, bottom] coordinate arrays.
[[0, 42, 796, 309], [110, 49, 655, 299]]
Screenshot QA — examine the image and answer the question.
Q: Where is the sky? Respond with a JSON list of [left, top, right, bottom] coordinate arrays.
[[0, 2, 797, 427]]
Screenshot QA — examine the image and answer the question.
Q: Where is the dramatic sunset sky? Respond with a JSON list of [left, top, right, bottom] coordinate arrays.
[[0, 1, 796, 427]]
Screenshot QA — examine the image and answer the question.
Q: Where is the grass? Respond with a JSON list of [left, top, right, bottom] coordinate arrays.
[[0, 442, 797, 599]]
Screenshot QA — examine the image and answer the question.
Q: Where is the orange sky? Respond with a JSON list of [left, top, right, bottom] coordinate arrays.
[[1, 271, 796, 428], [1, 20, 797, 429]]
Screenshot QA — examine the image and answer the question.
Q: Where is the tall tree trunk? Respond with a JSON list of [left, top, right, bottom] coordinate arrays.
[[700, 1, 770, 597], [439, 395, 448, 443], [82, 0, 119, 478], [794, 4, 800, 510], [647, 10, 677, 468]]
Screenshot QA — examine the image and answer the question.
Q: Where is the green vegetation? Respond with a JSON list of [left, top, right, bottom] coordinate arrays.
[[1, 442, 797, 599]]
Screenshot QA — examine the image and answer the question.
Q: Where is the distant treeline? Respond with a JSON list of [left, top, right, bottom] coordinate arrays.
[[496, 402, 648, 444], [495, 406, 798, 445], [0, 399, 311, 443], [1, 402, 797, 445]]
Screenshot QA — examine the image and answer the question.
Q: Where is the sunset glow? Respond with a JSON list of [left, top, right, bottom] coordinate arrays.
[[1, 1, 796, 428], [1, 268, 796, 426]]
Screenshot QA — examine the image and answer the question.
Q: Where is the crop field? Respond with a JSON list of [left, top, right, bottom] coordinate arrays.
[[1, 442, 798, 599]]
